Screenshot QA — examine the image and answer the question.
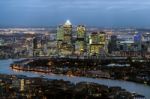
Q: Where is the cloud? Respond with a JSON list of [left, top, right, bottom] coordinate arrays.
[[1, 0, 150, 11]]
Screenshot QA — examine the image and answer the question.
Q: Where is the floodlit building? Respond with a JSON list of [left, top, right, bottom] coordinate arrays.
[[57, 25, 64, 41], [88, 32, 107, 56], [56, 20, 73, 56], [75, 25, 86, 56]]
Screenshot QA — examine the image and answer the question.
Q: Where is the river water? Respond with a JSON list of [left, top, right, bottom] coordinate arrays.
[[0, 59, 150, 98]]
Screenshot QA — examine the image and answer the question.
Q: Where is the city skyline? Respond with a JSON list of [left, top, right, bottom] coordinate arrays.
[[0, 1, 150, 99], [0, 23, 150, 98], [0, 0, 150, 27]]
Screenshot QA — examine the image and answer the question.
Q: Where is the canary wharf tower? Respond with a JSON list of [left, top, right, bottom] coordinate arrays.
[[75, 25, 86, 56], [57, 20, 73, 56]]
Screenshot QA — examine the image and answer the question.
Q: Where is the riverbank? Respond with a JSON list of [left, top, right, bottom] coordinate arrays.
[[1, 59, 150, 98], [0, 73, 145, 99], [10, 58, 150, 86]]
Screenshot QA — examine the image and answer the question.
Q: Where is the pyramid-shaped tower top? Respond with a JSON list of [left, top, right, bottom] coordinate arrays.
[[64, 20, 72, 26]]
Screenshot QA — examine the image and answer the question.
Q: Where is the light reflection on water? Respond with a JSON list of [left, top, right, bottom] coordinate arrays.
[[0, 59, 150, 98]]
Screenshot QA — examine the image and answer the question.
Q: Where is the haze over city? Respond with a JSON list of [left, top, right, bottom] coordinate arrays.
[[0, 0, 150, 99], [0, 0, 150, 27]]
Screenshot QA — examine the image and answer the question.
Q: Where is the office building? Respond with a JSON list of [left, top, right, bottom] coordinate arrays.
[[75, 25, 86, 56], [88, 32, 107, 56], [56, 20, 73, 56]]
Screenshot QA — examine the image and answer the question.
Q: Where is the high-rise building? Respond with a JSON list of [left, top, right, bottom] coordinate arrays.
[[47, 33, 57, 56], [57, 25, 64, 41], [134, 32, 142, 51], [108, 35, 118, 53], [77, 25, 86, 38], [33, 37, 46, 56], [75, 25, 86, 56], [142, 33, 150, 52], [25, 38, 33, 57], [33, 37, 38, 49], [88, 32, 107, 56], [56, 20, 73, 56], [63, 20, 72, 43]]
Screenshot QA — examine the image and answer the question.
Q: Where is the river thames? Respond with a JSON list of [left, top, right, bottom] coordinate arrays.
[[0, 59, 150, 98]]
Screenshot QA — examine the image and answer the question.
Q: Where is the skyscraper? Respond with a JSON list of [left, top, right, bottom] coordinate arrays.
[[88, 32, 107, 56], [56, 20, 73, 56], [108, 35, 118, 53], [33, 37, 46, 56], [75, 25, 86, 56]]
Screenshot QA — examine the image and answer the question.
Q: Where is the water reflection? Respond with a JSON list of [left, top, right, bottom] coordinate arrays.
[[0, 59, 150, 98]]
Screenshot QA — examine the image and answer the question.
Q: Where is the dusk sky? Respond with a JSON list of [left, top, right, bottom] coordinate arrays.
[[0, 0, 150, 27]]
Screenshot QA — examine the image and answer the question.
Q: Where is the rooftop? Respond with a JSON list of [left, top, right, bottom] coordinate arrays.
[[64, 20, 72, 26]]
